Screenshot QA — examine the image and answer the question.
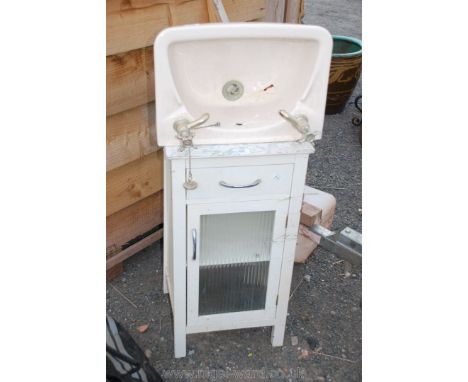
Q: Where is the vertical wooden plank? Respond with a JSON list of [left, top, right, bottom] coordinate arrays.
[[260, 0, 285, 22], [207, 0, 267, 22], [271, 153, 308, 346], [207, 0, 229, 22], [284, 0, 303, 23], [206, 0, 218, 21]]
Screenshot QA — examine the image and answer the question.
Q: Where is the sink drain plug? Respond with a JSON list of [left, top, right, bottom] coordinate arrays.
[[222, 80, 244, 101]]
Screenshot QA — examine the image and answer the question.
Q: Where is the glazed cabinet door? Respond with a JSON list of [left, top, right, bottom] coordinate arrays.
[[186, 198, 289, 333]]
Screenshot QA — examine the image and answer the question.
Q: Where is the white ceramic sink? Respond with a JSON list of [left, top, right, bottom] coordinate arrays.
[[155, 23, 332, 147]]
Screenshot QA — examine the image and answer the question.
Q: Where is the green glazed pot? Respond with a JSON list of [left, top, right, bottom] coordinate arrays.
[[325, 36, 362, 115]]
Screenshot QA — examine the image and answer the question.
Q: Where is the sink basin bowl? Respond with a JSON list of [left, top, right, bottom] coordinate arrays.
[[155, 23, 332, 147]]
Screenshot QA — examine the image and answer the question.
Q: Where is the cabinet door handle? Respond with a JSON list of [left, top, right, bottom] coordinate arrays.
[[219, 179, 262, 189], [192, 228, 197, 260]]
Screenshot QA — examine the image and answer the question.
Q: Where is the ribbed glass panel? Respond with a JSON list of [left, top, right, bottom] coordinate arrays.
[[199, 262, 270, 315], [199, 211, 274, 266], [198, 211, 274, 316]]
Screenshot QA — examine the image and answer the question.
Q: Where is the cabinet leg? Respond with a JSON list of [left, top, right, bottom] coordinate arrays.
[[163, 268, 168, 294], [271, 240, 298, 347], [271, 321, 286, 346], [174, 328, 186, 358]]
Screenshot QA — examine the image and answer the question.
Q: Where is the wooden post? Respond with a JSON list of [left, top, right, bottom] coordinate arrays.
[[284, 0, 303, 23], [207, 0, 230, 22], [260, 0, 286, 22]]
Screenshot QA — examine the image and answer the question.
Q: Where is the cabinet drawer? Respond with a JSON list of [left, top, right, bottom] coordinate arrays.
[[186, 164, 294, 201]]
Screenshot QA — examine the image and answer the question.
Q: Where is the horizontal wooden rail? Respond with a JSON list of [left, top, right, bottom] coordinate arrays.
[[107, 47, 154, 117], [105, 0, 302, 275], [107, 0, 267, 55], [106, 228, 164, 270], [107, 190, 163, 248], [107, 102, 157, 171], [106, 150, 163, 216], [107, 0, 210, 56]]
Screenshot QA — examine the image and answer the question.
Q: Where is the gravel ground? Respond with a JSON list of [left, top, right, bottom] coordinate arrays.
[[107, 1, 362, 381]]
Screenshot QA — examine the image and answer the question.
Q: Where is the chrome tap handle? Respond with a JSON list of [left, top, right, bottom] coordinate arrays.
[[173, 113, 210, 135], [187, 113, 210, 129], [279, 110, 299, 130], [279, 109, 316, 143], [173, 113, 211, 149], [279, 109, 309, 134]]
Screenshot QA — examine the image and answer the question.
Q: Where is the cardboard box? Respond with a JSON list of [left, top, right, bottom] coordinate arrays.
[[295, 186, 336, 263]]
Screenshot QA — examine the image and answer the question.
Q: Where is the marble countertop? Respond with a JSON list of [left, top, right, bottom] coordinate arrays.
[[164, 141, 315, 159]]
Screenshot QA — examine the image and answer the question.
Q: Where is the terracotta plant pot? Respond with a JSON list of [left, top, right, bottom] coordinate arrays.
[[325, 36, 362, 115]]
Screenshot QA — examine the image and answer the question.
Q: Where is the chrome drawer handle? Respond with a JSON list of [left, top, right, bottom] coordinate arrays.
[[192, 229, 197, 260], [219, 179, 262, 189]]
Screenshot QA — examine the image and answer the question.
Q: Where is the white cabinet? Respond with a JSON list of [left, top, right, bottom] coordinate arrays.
[[163, 143, 314, 357]]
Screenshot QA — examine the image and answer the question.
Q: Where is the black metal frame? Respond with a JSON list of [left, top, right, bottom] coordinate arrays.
[[352, 95, 362, 127]]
